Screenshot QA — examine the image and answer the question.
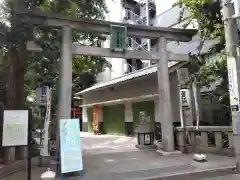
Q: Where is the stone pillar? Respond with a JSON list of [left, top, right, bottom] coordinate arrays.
[[82, 106, 88, 132], [125, 102, 133, 136], [19, 147, 28, 159], [132, 59, 137, 71], [3, 148, 15, 164], [58, 26, 72, 120], [157, 37, 174, 152]]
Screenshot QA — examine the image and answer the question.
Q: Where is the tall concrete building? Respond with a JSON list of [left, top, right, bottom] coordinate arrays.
[[96, 0, 200, 82], [97, 0, 157, 82]]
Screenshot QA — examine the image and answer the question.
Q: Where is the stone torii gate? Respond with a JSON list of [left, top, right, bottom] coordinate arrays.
[[18, 10, 196, 153]]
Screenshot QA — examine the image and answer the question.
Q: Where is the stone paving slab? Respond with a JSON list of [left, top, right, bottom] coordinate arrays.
[[0, 167, 48, 180], [82, 151, 236, 175], [0, 165, 236, 180], [0, 152, 236, 180], [0, 133, 238, 180], [201, 174, 240, 180]]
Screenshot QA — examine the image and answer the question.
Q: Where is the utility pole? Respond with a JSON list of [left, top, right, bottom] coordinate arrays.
[[222, 0, 240, 171], [145, 0, 151, 67]]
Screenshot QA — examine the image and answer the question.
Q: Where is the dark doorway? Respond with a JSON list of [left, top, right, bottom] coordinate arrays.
[[71, 108, 82, 131]]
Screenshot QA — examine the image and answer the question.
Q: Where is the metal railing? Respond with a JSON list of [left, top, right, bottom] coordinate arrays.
[[127, 37, 151, 68], [127, 37, 148, 51], [133, 0, 156, 5], [124, 8, 147, 25]]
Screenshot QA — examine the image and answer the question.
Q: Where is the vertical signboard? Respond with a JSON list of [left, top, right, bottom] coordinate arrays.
[[180, 89, 191, 107], [40, 104, 51, 157], [227, 57, 240, 136], [36, 86, 51, 105], [232, 111, 240, 135], [59, 119, 83, 174], [228, 57, 239, 107], [36, 86, 52, 156]]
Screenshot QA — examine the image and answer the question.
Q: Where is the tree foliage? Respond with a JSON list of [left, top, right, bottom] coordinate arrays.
[[179, 0, 223, 40], [178, 0, 230, 105], [0, 0, 110, 108]]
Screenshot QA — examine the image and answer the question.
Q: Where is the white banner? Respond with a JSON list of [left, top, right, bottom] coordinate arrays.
[[227, 57, 240, 106], [40, 104, 51, 156], [39, 88, 52, 156]]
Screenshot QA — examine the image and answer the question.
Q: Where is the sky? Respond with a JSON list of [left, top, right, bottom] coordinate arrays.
[[156, 0, 178, 15]]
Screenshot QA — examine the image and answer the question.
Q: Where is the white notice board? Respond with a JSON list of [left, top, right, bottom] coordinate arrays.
[[2, 110, 29, 147]]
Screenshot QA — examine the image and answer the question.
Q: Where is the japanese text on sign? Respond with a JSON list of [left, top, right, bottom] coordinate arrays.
[[59, 119, 83, 173]]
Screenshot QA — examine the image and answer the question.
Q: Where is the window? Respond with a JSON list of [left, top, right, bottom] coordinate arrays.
[[134, 7, 140, 15], [116, 31, 121, 47], [110, 25, 127, 52]]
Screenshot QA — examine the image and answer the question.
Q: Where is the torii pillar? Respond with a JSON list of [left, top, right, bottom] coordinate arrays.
[[56, 26, 72, 150], [58, 26, 72, 120], [157, 37, 175, 152]]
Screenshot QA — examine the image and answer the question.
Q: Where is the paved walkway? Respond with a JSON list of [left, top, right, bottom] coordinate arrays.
[[0, 153, 237, 180], [80, 132, 139, 155], [0, 133, 238, 180], [80, 152, 236, 180], [202, 174, 240, 180]]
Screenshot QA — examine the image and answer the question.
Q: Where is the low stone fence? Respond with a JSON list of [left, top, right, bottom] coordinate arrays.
[[175, 126, 234, 156]]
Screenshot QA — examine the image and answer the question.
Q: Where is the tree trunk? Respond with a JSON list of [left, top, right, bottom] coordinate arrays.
[[192, 78, 203, 129], [3, 45, 25, 164], [6, 46, 25, 109]]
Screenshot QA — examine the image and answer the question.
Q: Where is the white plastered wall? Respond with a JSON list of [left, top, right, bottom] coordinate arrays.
[[83, 71, 181, 123]]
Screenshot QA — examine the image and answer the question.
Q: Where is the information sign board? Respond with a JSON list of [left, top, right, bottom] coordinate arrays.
[[2, 110, 28, 147], [59, 119, 83, 174]]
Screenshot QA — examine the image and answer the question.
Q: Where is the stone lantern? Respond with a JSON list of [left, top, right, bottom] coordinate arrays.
[[135, 111, 157, 149]]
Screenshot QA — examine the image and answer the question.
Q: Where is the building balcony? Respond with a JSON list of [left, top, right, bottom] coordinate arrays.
[[123, 0, 156, 18], [138, 0, 156, 17], [123, 0, 139, 5], [123, 8, 154, 25], [124, 0, 156, 6]]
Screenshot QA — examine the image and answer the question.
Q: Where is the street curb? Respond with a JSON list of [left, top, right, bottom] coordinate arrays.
[[142, 166, 236, 180], [0, 157, 51, 178]]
